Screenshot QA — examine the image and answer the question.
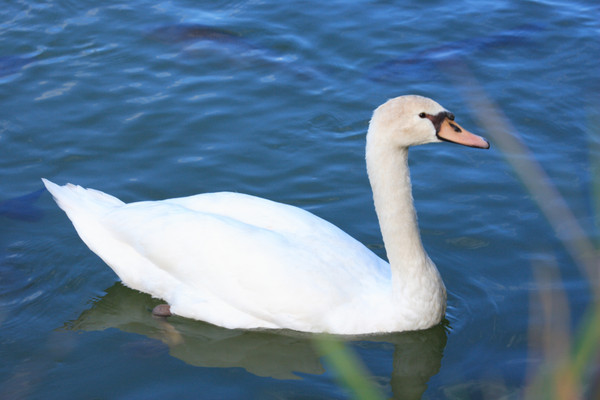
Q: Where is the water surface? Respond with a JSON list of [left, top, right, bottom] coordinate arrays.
[[1, 0, 599, 398]]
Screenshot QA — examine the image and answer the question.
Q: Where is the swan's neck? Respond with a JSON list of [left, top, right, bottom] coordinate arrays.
[[365, 136, 429, 288]]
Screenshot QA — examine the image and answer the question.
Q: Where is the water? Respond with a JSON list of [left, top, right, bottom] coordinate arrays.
[[1, 0, 599, 398]]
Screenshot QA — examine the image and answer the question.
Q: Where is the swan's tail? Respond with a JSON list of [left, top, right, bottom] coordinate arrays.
[[42, 178, 124, 217]]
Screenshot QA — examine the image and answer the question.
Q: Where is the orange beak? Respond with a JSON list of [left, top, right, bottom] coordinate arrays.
[[437, 118, 490, 149]]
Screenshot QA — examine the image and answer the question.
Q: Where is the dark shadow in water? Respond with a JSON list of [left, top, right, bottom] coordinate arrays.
[[0, 188, 46, 222], [146, 24, 324, 83], [66, 282, 447, 399], [149, 24, 248, 46], [0, 54, 37, 78], [366, 24, 545, 83], [146, 23, 545, 90]]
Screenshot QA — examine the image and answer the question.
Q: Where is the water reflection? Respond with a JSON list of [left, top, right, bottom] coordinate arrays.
[[366, 24, 544, 83], [0, 54, 37, 78], [0, 188, 45, 222], [148, 24, 253, 50], [66, 282, 447, 399], [147, 23, 323, 82]]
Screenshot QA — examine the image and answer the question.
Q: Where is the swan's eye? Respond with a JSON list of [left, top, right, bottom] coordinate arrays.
[[447, 113, 455, 121], [419, 112, 426, 118]]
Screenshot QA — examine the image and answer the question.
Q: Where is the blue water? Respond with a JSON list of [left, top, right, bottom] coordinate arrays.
[[1, 0, 599, 398]]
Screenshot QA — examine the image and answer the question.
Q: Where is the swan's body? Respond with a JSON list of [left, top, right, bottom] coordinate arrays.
[[43, 95, 489, 334]]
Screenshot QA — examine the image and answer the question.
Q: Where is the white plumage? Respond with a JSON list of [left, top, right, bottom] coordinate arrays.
[[43, 95, 489, 334]]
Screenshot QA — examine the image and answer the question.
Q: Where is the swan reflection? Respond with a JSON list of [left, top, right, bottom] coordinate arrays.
[[66, 282, 447, 398]]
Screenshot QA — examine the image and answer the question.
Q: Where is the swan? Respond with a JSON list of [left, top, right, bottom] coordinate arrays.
[[43, 95, 489, 335]]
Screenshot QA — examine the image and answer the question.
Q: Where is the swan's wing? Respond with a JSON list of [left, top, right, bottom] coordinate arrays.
[[100, 194, 390, 331], [44, 180, 390, 331], [163, 191, 334, 236]]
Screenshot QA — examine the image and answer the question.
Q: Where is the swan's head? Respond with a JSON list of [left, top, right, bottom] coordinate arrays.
[[368, 95, 490, 149]]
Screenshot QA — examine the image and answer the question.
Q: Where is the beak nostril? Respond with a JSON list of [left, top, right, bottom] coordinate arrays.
[[449, 122, 462, 133]]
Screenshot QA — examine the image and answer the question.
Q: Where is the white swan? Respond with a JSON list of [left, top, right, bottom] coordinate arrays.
[[43, 95, 489, 335]]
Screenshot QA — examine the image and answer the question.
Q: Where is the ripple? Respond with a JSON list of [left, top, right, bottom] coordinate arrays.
[[34, 81, 76, 101], [0, 0, 597, 397]]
